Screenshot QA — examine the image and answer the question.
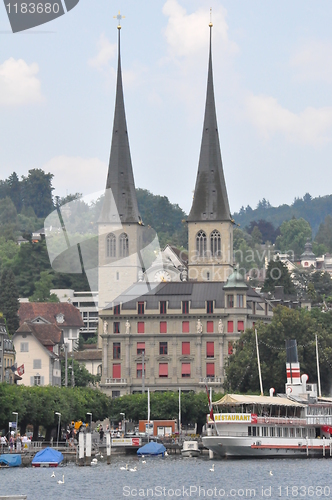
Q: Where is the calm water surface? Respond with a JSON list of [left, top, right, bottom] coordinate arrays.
[[1, 455, 332, 499]]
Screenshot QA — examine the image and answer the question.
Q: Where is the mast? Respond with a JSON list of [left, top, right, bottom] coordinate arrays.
[[316, 334, 322, 397], [255, 329, 264, 396]]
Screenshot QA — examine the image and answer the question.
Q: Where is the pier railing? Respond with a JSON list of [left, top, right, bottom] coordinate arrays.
[[256, 417, 306, 425]]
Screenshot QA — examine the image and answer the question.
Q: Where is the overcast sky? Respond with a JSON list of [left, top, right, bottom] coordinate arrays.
[[1, 0, 332, 216]]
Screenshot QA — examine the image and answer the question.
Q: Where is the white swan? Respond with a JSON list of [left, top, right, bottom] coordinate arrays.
[[100, 455, 104, 459], [120, 464, 129, 471], [91, 458, 98, 465], [165, 451, 168, 457], [51, 471, 55, 478], [269, 471, 273, 476], [129, 466, 137, 472], [209, 464, 215, 472], [142, 460, 146, 464], [57, 475, 65, 484]]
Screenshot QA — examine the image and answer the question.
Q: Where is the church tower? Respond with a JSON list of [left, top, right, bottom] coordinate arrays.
[[98, 19, 143, 310], [187, 20, 233, 282]]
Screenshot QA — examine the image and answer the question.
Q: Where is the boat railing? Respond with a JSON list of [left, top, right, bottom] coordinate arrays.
[[256, 417, 306, 425], [306, 416, 332, 426], [216, 431, 250, 437]]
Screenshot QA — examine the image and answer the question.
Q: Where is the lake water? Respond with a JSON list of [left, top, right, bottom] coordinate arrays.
[[1, 455, 332, 499]]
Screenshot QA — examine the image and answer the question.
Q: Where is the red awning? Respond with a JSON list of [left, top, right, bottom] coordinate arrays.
[[321, 425, 332, 434]]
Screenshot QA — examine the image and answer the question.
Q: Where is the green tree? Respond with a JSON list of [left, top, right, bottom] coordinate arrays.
[[262, 259, 296, 294], [0, 268, 19, 334], [29, 271, 59, 302], [316, 215, 332, 253], [275, 218, 312, 259], [21, 169, 54, 218], [61, 358, 100, 387], [0, 197, 18, 241], [226, 306, 332, 394], [310, 271, 332, 302], [7, 172, 22, 213]]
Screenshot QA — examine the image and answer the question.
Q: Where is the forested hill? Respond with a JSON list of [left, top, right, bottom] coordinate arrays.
[[233, 193, 332, 236]]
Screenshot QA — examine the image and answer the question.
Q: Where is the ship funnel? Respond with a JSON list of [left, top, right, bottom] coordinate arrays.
[[285, 339, 301, 385]]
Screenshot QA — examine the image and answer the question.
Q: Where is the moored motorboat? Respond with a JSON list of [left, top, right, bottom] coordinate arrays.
[[181, 440, 200, 457], [0, 454, 22, 467], [32, 447, 64, 467]]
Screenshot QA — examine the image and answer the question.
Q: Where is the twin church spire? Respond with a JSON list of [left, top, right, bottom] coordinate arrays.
[[103, 17, 232, 282]]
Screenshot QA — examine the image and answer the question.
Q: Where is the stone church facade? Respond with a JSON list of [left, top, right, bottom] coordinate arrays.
[[98, 22, 273, 397]]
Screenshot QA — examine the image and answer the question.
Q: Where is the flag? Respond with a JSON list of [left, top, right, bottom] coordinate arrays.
[[205, 384, 214, 421], [17, 364, 24, 376]]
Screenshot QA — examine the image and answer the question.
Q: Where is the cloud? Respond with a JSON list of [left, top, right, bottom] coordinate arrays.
[[290, 40, 332, 83], [0, 58, 44, 107], [162, 0, 238, 60], [42, 156, 107, 197], [246, 93, 332, 145], [159, 0, 239, 121], [88, 33, 116, 70]]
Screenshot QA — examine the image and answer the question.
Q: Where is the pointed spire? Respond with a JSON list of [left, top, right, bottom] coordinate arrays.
[[102, 23, 141, 224], [188, 22, 231, 222]]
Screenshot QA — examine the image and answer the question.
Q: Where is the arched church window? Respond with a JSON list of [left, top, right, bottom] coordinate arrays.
[[119, 233, 129, 257], [210, 230, 221, 257], [196, 230, 207, 257], [106, 233, 116, 258]]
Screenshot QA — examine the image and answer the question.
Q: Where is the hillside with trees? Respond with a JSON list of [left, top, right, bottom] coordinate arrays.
[[233, 193, 332, 237]]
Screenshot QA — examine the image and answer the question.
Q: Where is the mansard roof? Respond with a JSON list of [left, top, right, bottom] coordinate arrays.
[[102, 280, 265, 312]]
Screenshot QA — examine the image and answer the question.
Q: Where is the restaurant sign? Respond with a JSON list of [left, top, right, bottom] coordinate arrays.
[[207, 413, 257, 424]]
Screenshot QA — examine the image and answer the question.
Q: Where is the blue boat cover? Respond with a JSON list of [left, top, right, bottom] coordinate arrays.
[[32, 447, 64, 464], [137, 442, 166, 456], [0, 454, 22, 467]]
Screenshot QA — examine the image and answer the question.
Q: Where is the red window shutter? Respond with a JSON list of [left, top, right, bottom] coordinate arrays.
[[206, 342, 214, 357], [181, 363, 191, 376], [160, 321, 167, 333], [182, 342, 190, 355], [206, 363, 215, 377], [227, 321, 233, 333], [228, 342, 233, 355], [182, 321, 189, 333], [112, 364, 121, 378], [137, 322, 145, 334], [137, 342, 145, 354], [159, 363, 168, 377], [238, 321, 244, 331], [137, 363, 142, 370], [207, 321, 214, 333]]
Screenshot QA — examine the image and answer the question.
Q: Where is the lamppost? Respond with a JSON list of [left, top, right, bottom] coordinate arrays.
[[120, 412, 125, 436], [86, 412, 92, 430], [12, 412, 18, 439], [55, 412, 61, 449]]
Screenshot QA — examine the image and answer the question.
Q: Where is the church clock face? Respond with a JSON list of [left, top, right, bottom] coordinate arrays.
[[154, 270, 171, 282]]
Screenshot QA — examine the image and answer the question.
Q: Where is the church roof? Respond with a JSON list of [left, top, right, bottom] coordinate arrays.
[[188, 25, 231, 223], [100, 28, 141, 225]]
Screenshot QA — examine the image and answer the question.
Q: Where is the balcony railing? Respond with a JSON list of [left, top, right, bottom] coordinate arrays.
[[104, 378, 127, 385], [199, 377, 222, 384]]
